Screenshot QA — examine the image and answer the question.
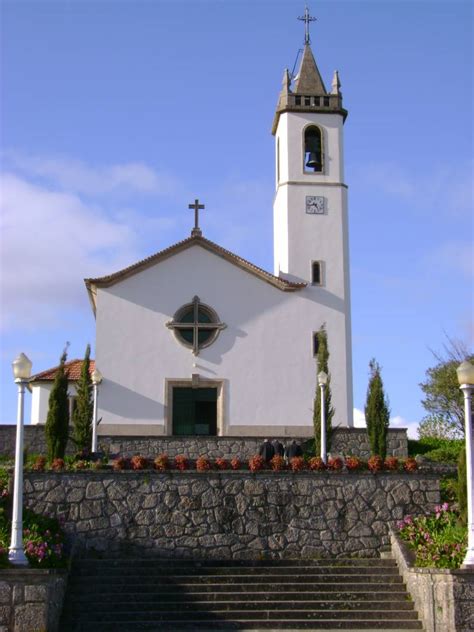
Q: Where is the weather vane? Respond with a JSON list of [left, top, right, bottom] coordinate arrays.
[[298, 5, 317, 45]]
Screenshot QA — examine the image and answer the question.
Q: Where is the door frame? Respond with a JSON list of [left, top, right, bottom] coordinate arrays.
[[164, 378, 225, 436]]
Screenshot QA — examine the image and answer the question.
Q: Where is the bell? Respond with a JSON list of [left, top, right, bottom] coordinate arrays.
[[306, 152, 321, 170]]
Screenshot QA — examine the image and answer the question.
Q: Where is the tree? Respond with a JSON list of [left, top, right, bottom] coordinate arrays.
[[45, 348, 70, 461], [365, 359, 390, 459], [419, 336, 473, 438], [417, 416, 461, 440], [72, 344, 93, 451], [313, 324, 334, 455]]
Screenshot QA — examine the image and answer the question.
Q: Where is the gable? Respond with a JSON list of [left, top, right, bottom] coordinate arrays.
[[85, 235, 305, 314]]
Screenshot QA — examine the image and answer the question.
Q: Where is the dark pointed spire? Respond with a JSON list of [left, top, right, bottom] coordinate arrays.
[[293, 44, 327, 95]]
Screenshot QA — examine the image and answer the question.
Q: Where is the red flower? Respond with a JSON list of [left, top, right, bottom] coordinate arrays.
[[154, 454, 169, 471], [230, 457, 241, 471], [112, 456, 128, 471], [174, 455, 188, 471], [328, 456, 343, 471], [248, 455, 265, 472], [196, 456, 211, 472], [345, 456, 361, 471], [130, 455, 148, 470], [51, 458, 65, 471], [270, 455, 286, 471], [384, 456, 399, 471], [308, 457, 326, 471], [215, 457, 229, 470], [367, 455, 384, 473], [403, 457, 418, 472], [289, 456, 305, 472]]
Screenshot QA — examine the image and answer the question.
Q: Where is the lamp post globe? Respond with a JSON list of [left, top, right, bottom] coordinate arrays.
[[9, 353, 32, 566], [457, 360, 474, 569]]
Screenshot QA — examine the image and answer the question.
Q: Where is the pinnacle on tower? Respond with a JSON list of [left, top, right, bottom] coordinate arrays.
[[331, 70, 341, 95]]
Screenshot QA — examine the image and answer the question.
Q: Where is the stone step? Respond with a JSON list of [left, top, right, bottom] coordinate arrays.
[[73, 565, 401, 577], [60, 609, 421, 622], [62, 623, 422, 631], [63, 599, 416, 612], [68, 572, 404, 584], [75, 558, 398, 568], [64, 590, 414, 603]]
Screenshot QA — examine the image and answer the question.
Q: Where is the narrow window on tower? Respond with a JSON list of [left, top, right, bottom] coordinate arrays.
[[311, 261, 323, 285], [304, 125, 323, 173], [312, 332, 320, 357]]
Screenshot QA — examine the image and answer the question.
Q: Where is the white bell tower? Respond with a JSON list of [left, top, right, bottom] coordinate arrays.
[[272, 16, 353, 426]]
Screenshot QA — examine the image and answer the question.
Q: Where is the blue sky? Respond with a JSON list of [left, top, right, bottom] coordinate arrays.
[[1, 0, 472, 437]]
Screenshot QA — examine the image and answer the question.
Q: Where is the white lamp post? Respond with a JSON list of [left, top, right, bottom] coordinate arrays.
[[318, 371, 328, 464], [91, 367, 103, 453], [9, 353, 32, 566], [457, 360, 474, 569]]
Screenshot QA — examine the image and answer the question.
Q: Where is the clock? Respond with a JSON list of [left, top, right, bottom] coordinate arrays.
[[306, 196, 325, 214]]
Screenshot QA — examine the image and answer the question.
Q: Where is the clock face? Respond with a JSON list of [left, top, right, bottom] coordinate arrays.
[[306, 196, 325, 214]]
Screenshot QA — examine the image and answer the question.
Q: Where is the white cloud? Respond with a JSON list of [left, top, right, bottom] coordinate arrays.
[[352, 160, 473, 218], [0, 172, 143, 331], [353, 407, 419, 439], [429, 241, 474, 278], [4, 152, 179, 197]]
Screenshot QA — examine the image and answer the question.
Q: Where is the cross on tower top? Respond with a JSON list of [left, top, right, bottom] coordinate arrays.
[[298, 5, 317, 45], [188, 198, 205, 237]]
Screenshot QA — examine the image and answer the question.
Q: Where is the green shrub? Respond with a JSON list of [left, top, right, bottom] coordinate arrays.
[[408, 437, 463, 463], [457, 447, 467, 526], [397, 504, 467, 569]]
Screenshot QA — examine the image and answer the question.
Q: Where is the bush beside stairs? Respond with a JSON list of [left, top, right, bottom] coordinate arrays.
[[59, 556, 424, 631]]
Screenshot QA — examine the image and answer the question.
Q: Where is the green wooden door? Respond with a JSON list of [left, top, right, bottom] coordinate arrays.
[[172, 387, 217, 436]]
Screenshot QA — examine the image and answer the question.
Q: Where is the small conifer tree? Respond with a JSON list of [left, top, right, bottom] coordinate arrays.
[[313, 324, 334, 455], [72, 344, 93, 451], [45, 348, 70, 461], [365, 359, 390, 459]]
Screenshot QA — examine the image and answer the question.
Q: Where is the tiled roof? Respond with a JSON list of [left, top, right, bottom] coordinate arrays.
[[85, 234, 306, 313], [30, 359, 95, 383]]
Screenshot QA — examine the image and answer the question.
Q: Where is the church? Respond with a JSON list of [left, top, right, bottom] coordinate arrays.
[[30, 17, 354, 439]]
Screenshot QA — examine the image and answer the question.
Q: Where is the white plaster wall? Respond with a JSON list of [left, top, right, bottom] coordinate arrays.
[[95, 244, 353, 434], [30, 383, 78, 424]]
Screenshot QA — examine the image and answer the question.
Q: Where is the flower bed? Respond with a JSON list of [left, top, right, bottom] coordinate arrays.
[[0, 468, 67, 569], [396, 503, 467, 569], [23, 453, 420, 474]]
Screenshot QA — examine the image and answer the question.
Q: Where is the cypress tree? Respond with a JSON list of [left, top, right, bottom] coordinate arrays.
[[365, 359, 390, 459], [72, 344, 93, 451], [313, 324, 335, 455], [45, 348, 70, 461]]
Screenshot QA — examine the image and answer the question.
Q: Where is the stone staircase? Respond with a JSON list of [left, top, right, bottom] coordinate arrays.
[[59, 557, 423, 631]]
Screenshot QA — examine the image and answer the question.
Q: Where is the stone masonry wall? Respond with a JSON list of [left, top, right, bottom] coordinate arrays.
[[0, 569, 67, 632], [0, 425, 408, 459], [23, 471, 438, 560], [390, 531, 474, 632]]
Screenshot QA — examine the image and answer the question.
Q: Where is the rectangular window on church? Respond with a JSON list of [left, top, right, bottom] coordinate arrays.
[[313, 333, 319, 357], [311, 261, 323, 285]]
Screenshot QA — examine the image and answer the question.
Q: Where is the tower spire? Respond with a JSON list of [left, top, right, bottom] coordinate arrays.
[[297, 5, 317, 45]]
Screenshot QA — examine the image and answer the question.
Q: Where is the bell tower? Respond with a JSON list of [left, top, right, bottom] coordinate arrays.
[[272, 9, 353, 426]]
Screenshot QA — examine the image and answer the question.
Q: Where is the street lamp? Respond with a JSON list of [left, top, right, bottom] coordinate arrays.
[[91, 367, 103, 454], [318, 371, 328, 464], [9, 353, 32, 566], [457, 360, 474, 569]]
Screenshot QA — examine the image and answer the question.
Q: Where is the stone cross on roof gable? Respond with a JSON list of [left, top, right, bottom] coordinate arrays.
[[189, 199, 205, 237]]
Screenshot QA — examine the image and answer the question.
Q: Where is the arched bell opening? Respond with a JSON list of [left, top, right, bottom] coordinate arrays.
[[303, 125, 323, 173]]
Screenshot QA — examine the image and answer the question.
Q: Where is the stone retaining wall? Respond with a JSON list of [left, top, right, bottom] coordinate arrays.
[[0, 568, 67, 632], [24, 470, 438, 560], [390, 530, 474, 632], [0, 425, 408, 459]]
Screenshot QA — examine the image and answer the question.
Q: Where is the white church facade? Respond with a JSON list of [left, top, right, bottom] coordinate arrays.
[[30, 28, 354, 438]]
